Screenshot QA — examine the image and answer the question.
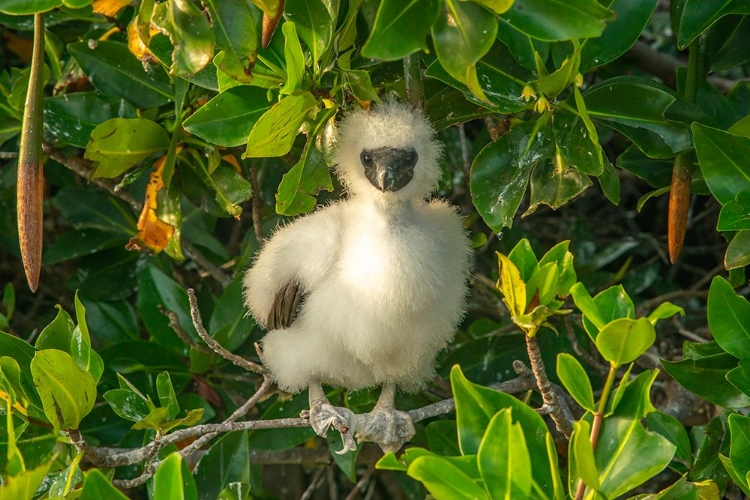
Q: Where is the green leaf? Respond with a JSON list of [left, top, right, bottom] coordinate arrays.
[[706, 15, 750, 72], [53, 186, 137, 235], [595, 317, 655, 366], [285, 0, 333, 67], [726, 231, 750, 270], [676, 0, 750, 49], [500, 0, 613, 42], [30, 349, 97, 430], [0, 461, 51, 500], [432, 0, 497, 102], [407, 455, 489, 500], [0, 0, 61, 14], [508, 238, 538, 282], [496, 252, 527, 317], [727, 359, 750, 398], [553, 106, 604, 176], [718, 192, 750, 231], [153, 452, 199, 500], [478, 409, 532, 499], [79, 469, 129, 500], [645, 411, 693, 466], [70, 327, 104, 385], [646, 302, 685, 325], [183, 85, 271, 147], [728, 413, 750, 490], [537, 240, 576, 297], [361, 0, 439, 60], [35, 306, 75, 353], [207, 279, 256, 352], [103, 388, 152, 422], [194, 432, 251, 498], [470, 117, 554, 231], [525, 157, 593, 215], [84, 118, 170, 179], [533, 47, 581, 99], [280, 22, 305, 94], [693, 123, 750, 205], [276, 137, 334, 216], [570, 419, 600, 492], [426, 420, 460, 456], [585, 77, 694, 158], [578, 285, 635, 339], [593, 416, 676, 498], [68, 41, 173, 109], [204, 0, 257, 84], [218, 482, 251, 500], [579, 0, 658, 72], [557, 353, 595, 411], [152, 0, 215, 76], [708, 275, 750, 358], [450, 366, 555, 492], [610, 369, 658, 419], [662, 353, 750, 408], [570, 282, 606, 335], [43, 93, 137, 149], [244, 90, 317, 158], [157, 372, 180, 419], [525, 262, 559, 308]]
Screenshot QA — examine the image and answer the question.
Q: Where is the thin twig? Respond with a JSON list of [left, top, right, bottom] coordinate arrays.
[[187, 288, 267, 375], [183, 241, 232, 288], [301, 466, 328, 500], [161, 305, 213, 354], [525, 334, 573, 437], [345, 465, 376, 500]]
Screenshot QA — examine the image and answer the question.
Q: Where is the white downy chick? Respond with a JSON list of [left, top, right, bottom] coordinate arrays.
[[243, 101, 470, 452]]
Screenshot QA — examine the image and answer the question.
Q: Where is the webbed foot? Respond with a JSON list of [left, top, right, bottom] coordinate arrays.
[[355, 405, 415, 453]]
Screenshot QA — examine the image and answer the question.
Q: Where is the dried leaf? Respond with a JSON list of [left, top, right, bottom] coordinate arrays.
[[126, 155, 176, 253], [92, 0, 131, 17]]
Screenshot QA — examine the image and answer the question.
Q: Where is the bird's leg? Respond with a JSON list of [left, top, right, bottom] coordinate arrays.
[[355, 385, 415, 453], [305, 381, 358, 454]]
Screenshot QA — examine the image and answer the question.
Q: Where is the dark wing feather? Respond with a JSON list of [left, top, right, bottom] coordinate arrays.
[[267, 281, 306, 330]]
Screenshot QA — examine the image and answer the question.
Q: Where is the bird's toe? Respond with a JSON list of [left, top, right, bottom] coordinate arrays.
[[306, 401, 358, 453], [356, 407, 415, 453]]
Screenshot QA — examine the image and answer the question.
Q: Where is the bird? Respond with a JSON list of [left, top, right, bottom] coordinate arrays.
[[243, 101, 471, 453]]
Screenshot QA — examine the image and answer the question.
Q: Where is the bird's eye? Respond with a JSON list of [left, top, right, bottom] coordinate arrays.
[[404, 151, 418, 166], [360, 151, 373, 167]]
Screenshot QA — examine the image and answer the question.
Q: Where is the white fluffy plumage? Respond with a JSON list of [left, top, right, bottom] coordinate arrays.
[[243, 102, 470, 450]]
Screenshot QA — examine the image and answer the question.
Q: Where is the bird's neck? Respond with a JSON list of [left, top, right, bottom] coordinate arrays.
[[357, 193, 415, 219]]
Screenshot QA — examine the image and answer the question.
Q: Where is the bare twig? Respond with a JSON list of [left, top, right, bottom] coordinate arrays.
[[345, 465, 376, 500], [187, 288, 267, 375], [161, 305, 213, 354], [183, 241, 232, 288], [301, 466, 328, 500], [525, 335, 574, 437]]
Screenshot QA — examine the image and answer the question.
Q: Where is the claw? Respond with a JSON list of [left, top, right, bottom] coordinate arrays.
[[355, 406, 415, 453], [307, 399, 358, 453]]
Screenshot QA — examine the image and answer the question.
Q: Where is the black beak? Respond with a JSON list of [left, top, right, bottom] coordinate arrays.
[[361, 147, 418, 192]]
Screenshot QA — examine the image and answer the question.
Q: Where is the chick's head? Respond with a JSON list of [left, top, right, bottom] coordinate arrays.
[[334, 102, 443, 201]]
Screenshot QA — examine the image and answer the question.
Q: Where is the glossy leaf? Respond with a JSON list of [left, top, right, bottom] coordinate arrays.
[[53, 186, 137, 235], [218, 483, 252, 500], [426, 420, 460, 456], [0, 462, 51, 500], [70, 327, 104, 385], [79, 469, 129, 500], [570, 419, 599, 492], [585, 77, 694, 158], [470, 117, 554, 231], [718, 192, 750, 231], [432, 0, 497, 102], [408, 455, 488, 499], [596, 317, 655, 366], [508, 238, 538, 282], [30, 349, 97, 430], [553, 107, 604, 176], [646, 411, 693, 466], [525, 157, 593, 215], [726, 231, 750, 270], [496, 20, 549, 71], [727, 359, 750, 398], [68, 40, 173, 109], [557, 353, 595, 411], [276, 138, 333, 216], [153, 452, 199, 500], [285, 0, 333, 66], [610, 369, 658, 419], [580, 285, 635, 339], [157, 371, 179, 419], [593, 416, 676, 498], [35, 306, 75, 352], [84, 118, 170, 179], [662, 353, 750, 408], [706, 15, 750, 72], [43, 93, 137, 149], [693, 123, 750, 205], [361, 0, 439, 61], [496, 252, 526, 317], [450, 365, 555, 492], [244, 90, 317, 158], [500, 0, 613, 42], [184, 86, 272, 147], [478, 409, 532, 499], [152, 0, 215, 76], [646, 302, 684, 325], [728, 413, 750, 491], [204, 0, 257, 84], [280, 22, 304, 94], [103, 388, 152, 422], [708, 276, 750, 358], [194, 432, 251, 498], [579, 0, 658, 72], [676, 0, 750, 49]]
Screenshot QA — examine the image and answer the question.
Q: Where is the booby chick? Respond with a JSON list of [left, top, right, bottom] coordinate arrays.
[[244, 102, 470, 453]]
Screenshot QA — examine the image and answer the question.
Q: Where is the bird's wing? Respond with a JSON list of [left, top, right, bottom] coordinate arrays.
[[267, 280, 307, 330]]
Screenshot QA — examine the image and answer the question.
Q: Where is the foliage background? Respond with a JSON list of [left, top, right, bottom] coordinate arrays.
[[1, 0, 750, 498]]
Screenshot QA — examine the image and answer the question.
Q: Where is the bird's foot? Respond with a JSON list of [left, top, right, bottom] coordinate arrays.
[[355, 406, 415, 453], [304, 399, 357, 454]]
